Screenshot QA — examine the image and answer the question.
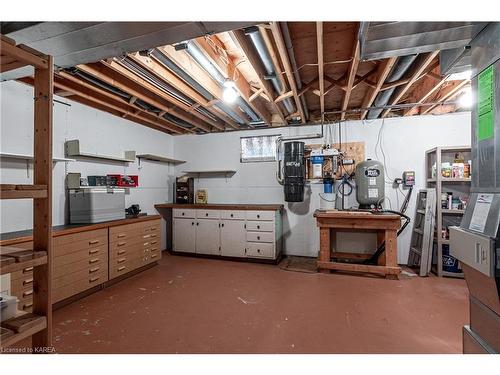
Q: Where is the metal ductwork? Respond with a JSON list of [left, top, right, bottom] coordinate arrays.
[[366, 54, 418, 119], [150, 48, 247, 125], [67, 68, 131, 100], [244, 26, 295, 115], [183, 40, 261, 123], [281, 22, 309, 121]]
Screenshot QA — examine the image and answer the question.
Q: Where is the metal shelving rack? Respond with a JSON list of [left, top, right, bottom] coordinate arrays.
[[425, 146, 471, 278], [0, 35, 53, 350]]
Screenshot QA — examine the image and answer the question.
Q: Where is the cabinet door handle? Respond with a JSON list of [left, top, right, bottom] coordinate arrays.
[[221, 223, 224, 227], [230, 213, 234, 218], [196, 222, 199, 226], [23, 278, 34, 285], [182, 212, 185, 216], [89, 240, 99, 245], [89, 276, 100, 282], [192, 222, 195, 226], [257, 236, 260, 240], [257, 249, 261, 253], [89, 267, 100, 273], [89, 258, 100, 264], [257, 214, 260, 219], [257, 225, 260, 229], [206, 213, 209, 216]]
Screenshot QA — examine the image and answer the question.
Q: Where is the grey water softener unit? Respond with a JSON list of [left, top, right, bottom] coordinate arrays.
[[283, 141, 306, 202], [355, 159, 385, 209], [449, 23, 500, 354]]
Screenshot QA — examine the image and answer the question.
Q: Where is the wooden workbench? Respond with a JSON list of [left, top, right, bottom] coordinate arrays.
[[313, 210, 402, 279]]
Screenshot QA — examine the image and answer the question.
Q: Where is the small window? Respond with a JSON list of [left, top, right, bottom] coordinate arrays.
[[240, 135, 279, 163]]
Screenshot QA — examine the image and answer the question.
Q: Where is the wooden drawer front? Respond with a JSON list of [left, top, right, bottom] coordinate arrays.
[[53, 264, 107, 290], [246, 221, 274, 232], [246, 211, 275, 221], [196, 209, 220, 219], [10, 274, 34, 292], [109, 255, 150, 279], [53, 228, 107, 246], [173, 208, 196, 218], [11, 285, 34, 300], [10, 266, 34, 281], [53, 244, 107, 268], [149, 248, 161, 262], [53, 270, 107, 303], [110, 239, 155, 259], [143, 219, 161, 232], [18, 295, 33, 312], [53, 254, 107, 279], [220, 210, 246, 220], [246, 231, 274, 243], [246, 242, 274, 258], [53, 234, 107, 257]]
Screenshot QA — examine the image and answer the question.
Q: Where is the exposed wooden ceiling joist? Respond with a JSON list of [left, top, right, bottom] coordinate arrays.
[[316, 22, 325, 122], [340, 35, 360, 121], [404, 74, 450, 117], [360, 57, 397, 120], [380, 51, 440, 118], [230, 29, 288, 126], [421, 79, 470, 115], [269, 22, 306, 123]]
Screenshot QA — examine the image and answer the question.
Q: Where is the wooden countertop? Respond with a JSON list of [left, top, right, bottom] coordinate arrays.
[[313, 209, 401, 220], [154, 203, 284, 211], [0, 215, 161, 246]]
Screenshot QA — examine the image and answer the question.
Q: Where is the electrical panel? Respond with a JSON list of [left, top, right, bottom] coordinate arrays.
[[403, 171, 415, 187]]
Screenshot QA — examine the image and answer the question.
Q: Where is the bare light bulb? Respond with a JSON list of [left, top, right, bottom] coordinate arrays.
[[222, 79, 239, 104]]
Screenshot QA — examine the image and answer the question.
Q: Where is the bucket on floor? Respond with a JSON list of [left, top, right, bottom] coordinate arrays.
[[442, 245, 462, 273]]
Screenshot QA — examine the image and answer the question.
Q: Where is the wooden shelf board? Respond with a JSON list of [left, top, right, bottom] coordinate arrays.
[[442, 209, 465, 215], [427, 177, 471, 183], [0, 152, 74, 162], [0, 185, 48, 199], [0, 314, 47, 349], [136, 154, 185, 164]]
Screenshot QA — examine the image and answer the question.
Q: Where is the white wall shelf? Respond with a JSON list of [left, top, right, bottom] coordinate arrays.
[[136, 154, 185, 165], [0, 152, 75, 162], [181, 170, 237, 175], [65, 140, 135, 163]]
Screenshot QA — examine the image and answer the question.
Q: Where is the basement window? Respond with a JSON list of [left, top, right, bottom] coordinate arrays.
[[240, 135, 279, 163]]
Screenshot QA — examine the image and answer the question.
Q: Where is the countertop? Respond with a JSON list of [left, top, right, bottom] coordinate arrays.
[[0, 215, 161, 246], [154, 203, 284, 211], [313, 209, 401, 219]]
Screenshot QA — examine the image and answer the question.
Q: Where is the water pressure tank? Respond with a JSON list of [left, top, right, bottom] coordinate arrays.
[[283, 141, 305, 202], [355, 159, 385, 209]]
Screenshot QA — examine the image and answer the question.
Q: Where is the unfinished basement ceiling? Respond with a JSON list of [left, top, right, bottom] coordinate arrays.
[[2, 21, 483, 135]]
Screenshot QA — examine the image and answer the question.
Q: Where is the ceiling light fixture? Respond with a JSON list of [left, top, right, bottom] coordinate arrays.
[[222, 79, 239, 104]]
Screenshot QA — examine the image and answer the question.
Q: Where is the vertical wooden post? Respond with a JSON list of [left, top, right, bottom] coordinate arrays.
[[384, 229, 398, 279], [32, 55, 53, 350], [318, 226, 331, 273]]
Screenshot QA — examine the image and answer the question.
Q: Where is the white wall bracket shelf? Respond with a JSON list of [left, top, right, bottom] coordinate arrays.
[[136, 154, 185, 166], [0, 152, 75, 163], [65, 140, 135, 163]]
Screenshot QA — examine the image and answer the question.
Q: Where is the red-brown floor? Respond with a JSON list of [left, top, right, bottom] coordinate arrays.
[[52, 253, 469, 354]]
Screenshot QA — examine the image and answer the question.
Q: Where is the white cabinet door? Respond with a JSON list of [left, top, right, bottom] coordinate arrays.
[[195, 219, 220, 255], [220, 220, 246, 257], [173, 218, 196, 253]]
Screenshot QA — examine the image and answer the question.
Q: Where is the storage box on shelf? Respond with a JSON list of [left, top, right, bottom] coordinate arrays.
[[168, 205, 283, 261], [425, 146, 471, 278]]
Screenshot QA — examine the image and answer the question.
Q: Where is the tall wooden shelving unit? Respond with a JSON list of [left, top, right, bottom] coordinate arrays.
[[425, 146, 471, 278], [0, 35, 53, 351]]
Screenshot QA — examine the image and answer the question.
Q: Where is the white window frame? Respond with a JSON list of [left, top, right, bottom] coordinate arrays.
[[240, 134, 280, 163]]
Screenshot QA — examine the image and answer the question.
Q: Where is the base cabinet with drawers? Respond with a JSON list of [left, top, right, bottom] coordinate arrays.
[[172, 208, 282, 260], [4, 216, 161, 308]]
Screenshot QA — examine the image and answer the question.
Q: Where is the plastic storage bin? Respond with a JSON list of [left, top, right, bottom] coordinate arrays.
[[69, 188, 125, 223]]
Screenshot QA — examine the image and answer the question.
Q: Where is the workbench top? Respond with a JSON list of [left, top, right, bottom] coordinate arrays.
[[313, 209, 401, 220], [155, 203, 284, 211], [0, 215, 161, 246]]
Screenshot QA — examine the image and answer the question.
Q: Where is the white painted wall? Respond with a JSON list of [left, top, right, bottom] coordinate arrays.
[[173, 112, 472, 263], [0, 81, 175, 250]]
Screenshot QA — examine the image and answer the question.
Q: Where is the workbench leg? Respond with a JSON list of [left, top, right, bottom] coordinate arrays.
[[385, 229, 399, 279], [318, 227, 331, 274], [376, 231, 386, 266]]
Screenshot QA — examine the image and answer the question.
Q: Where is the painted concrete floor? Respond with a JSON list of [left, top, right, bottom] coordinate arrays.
[[52, 253, 469, 354]]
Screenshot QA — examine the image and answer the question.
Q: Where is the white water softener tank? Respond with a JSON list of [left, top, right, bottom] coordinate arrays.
[[355, 159, 385, 209]]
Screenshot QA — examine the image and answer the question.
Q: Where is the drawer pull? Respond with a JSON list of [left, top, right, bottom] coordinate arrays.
[[143, 234, 151, 239], [117, 249, 126, 255], [257, 236, 260, 240], [151, 240, 158, 245], [89, 258, 100, 264], [230, 213, 234, 217], [23, 290, 33, 297], [89, 249, 99, 255], [23, 302, 33, 309], [23, 266, 34, 273], [257, 225, 260, 229], [117, 242, 126, 247], [257, 214, 260, 219], [23, 278, 34, 286], [192, 222, 195, 226], [118, 266, 126, 271], [206, 213, 209, 216], [117, 233, 126, 238], [182, 212, 185, 216], [89, 267, 100, 273], [151, 254, 157, 258], [151, 233, 157, 238], [151, 227, 158, 231], [117, 257, 127, 264], [144, 242, 149, 246], [89, 240, 100, 245], [89, 276, 100, 282]]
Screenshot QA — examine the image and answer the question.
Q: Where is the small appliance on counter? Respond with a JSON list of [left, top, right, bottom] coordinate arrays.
[[69, 187, 126, 223], [195, 189, 208, 204], [125, 204, 142, 218], [175, 176, 194, 204]]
